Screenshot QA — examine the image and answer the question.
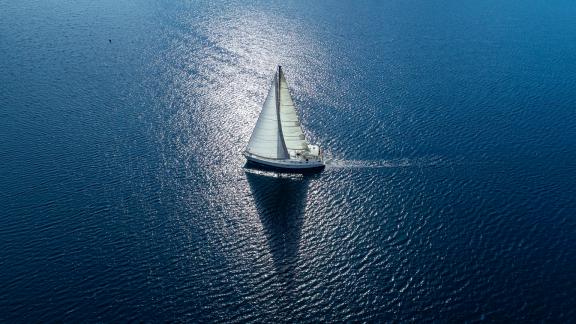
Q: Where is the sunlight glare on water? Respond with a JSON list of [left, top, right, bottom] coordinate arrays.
[[140, 6, 337, 317]]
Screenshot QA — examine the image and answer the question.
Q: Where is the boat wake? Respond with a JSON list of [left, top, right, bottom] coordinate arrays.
[[324, 156, 457, 169]]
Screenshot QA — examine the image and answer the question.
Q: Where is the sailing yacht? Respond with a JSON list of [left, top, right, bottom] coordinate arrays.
[[244, 66, 324, 172]]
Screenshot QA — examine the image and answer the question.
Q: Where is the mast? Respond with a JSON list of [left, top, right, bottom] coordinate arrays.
[[276, 66, 289, 157]]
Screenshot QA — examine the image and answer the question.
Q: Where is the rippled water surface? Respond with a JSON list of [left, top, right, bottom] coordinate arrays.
[[1, 0, 576, 321]]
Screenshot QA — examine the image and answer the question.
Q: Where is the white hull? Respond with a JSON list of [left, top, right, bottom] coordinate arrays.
[[244, 153, 324, 171]]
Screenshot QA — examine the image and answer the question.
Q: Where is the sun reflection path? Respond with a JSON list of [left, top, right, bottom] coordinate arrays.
[[144, 4, 339, 316], [156, 3, 334, 258]]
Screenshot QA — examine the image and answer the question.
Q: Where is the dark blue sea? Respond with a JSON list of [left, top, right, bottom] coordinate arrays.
[[1, 0, 576, 322]]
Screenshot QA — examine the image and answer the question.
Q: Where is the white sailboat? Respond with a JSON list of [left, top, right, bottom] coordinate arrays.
[[244, 66, 324, 172]]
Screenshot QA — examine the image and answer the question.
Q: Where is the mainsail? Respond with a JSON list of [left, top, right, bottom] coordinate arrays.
[[279, 69, 309, 151], [246, 66, 308, 159]]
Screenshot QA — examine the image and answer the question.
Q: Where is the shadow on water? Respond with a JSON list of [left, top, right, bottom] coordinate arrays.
[[245, 170, 316, 302]]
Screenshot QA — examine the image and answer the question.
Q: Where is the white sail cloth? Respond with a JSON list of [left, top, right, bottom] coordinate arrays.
[[279, 72, 308, 151], [245, 67, 309, 159], [245, 75, 289, 159]]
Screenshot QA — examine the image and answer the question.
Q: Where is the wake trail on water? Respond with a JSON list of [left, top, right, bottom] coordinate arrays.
[[324, 156, 462, 169]]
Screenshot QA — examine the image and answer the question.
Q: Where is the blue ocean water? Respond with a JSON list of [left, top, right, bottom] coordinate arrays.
[[1, 0, 576, 321]]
